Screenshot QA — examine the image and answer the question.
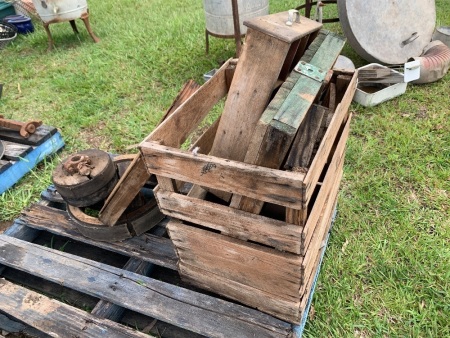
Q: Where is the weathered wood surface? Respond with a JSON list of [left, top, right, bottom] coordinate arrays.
[[0, 235, 292, 338], [303, 71, 356, 205], [300, 114, 352, 255], [2, 140, 32, 161], [0, 279, 150, 338], [20, 204, 178, 271], [207, 17, 321, 200], [156, 189, 303, 253], [244, 12, 322, 44], [140, 141, 305, 209], [169, 217, 303, 323], [0, 124, 56, 146], [168, 222, 303, 303], [230, 31, 346, 214], [100, 62, 230, 226], [285, 104, 327, 170]]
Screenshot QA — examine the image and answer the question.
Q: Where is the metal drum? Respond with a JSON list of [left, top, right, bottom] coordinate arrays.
[[337, 0, 436, 64], [52, 149, 118, 207]]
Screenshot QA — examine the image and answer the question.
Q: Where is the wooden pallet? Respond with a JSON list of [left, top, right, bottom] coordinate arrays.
[[0, 125, 65, 194], [0, 194, 336, 338]]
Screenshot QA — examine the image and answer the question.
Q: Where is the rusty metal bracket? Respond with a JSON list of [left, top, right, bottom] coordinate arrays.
[[0, 115, 42, 138], [294, 61, 327, 82]]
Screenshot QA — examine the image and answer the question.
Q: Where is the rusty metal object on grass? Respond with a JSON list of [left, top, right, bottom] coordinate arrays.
[[67, 156, 164, 242], [0, 115, 42, 138], [52, 149, 118, 207]]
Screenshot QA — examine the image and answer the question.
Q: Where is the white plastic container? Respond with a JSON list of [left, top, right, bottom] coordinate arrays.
[[203, 0, 269, 36], [32, 0, 88, 23], [353, 63, 407, 107]]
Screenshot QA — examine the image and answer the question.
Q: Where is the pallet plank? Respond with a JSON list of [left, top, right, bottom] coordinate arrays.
[[0, 279, 149, 338], [19, 204, 178, 271], [0, 235, 291, 338]]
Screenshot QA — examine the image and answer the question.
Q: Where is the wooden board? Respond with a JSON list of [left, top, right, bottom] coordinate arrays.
[[156, 189, 303, 254], [0, 234, 292, 338], [230, 30, 346, 214], [0, 130, 65, 194], [141, 141, 305, 209], [0, 124, 57, 146]]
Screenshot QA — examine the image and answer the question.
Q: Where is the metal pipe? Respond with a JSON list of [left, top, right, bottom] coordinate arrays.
[[410, 40, 450, 84]]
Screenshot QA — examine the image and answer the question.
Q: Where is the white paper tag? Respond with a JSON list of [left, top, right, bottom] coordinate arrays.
[[403, 60, 421, 83]]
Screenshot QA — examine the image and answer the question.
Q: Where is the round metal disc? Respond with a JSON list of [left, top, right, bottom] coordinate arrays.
[[338, 0, 436, 64]]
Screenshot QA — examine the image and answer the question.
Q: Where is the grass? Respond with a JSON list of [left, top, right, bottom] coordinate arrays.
[[1, 0, 449, 336]]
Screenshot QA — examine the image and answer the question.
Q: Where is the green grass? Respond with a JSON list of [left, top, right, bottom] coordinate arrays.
[[1, 1, 449, 337]]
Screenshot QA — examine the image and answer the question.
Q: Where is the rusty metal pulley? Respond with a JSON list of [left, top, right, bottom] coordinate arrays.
[[52, 149, 118, 207], [59, 154, 163, 242]]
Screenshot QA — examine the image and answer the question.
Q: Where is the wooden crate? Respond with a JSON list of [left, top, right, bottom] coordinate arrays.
[[138, 32, 356, 322], [0, 195, 335, 337]]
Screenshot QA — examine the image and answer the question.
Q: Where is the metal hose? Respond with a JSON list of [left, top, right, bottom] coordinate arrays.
[[410, 40, 450, 84]]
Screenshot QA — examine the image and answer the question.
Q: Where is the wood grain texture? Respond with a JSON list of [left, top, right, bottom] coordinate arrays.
[[140, 141, 305, 209], [303, 71, 356, 204], [156, 189, 303, 253], [20, 204, 178, 270], [301, 114, 352, 255], [0, 235, 291, 338], [230, 31, 346, 214], [167, 223, 303, 303], [0, 279, 149, 338]]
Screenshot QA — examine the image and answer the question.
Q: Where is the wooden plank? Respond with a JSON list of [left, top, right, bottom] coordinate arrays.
[[146, 59, 230, 148], [140, 141, 305, 209], [157, 80, 201, 127], [0, 159, 12, 174], [303, 71, 356, 204], [301, 114, 352, 255], [300, 166, 343, 296], [167, 222, 303, 303], [0, 124, 56, 146], [189, 116, 220, 155], [244, 12, 322, 44], [206, 19, 320, 200], [230, 31, 345, 214], [208, 28, 294, 167], [156, 189, 303, 254], [0, 235, 292, 338], [2, 141, 32, 161], [100, 60, 231, 226], [0, 279, 150, 338], [20, 204, 178, 271], [284, 104, 327, 170]]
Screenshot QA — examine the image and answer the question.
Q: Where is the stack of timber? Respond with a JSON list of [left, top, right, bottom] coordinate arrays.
[[0, 197, 301, 337], [138, 12, 357, 324], [0, 125, 64, 194]]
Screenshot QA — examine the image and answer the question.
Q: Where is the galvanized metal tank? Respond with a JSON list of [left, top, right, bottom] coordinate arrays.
[[203, 0, 269, 36], [337, 0, 436, 64], [32, 0, 88, 23]]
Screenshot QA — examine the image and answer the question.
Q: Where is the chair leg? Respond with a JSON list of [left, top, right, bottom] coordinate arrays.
[[81, 14, 100, 43], [43, 23, 54, 51], [69, 20, 79, 34]]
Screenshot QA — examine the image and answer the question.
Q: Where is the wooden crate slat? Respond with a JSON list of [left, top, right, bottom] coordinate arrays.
[[156, 189, 303, 254], [0, 235, 291, 338], [301, 114, 352, 254], [303, 70, 357, 203], [20, 204, 178, 271], [167, 221, 303, 302], [0, 279, 150, 338], [141, 141, 305, 209]]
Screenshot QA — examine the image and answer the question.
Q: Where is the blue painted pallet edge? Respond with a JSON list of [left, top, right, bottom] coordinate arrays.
[[0, 132, 65, 194], [292, 207, 338, 338]]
